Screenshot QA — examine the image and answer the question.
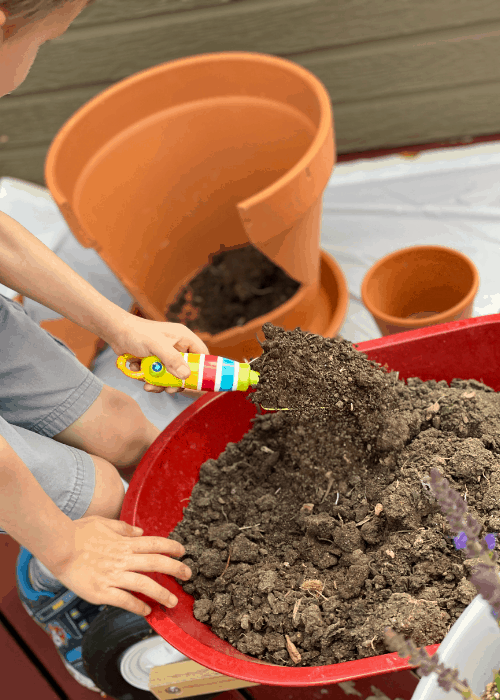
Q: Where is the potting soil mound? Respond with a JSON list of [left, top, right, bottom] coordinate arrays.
[[171, 322, 500, 667], [166, 245, 300, 335]]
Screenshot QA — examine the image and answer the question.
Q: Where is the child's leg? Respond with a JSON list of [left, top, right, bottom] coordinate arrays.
[[0, 294, 162, 690], [0, 292, 160, 482], [51, 384, 161, 483]]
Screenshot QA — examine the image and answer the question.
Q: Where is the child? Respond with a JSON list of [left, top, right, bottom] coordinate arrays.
[[0, 0, 208, 690]]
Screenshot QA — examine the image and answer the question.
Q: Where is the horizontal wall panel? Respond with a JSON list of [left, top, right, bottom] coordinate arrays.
[[333, 79, 500, 152], [0, 86, 107, 154], [14, 0, 500, 96], [4, 22, 500, 149], [3, 80, 500, 186], [0, 145, 53, 184]]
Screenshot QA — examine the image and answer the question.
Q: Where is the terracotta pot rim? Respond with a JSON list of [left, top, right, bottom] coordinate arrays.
[[45, 52, 332, 210], [361, 245, 480, 327], [194, 250, 349, 342]]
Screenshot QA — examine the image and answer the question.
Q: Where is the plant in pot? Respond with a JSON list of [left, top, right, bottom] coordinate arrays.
[[385, 467, 500, 700]]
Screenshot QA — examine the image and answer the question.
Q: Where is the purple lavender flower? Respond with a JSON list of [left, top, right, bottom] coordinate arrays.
[[470, 563, 500, 618], [429, 469, 491, 559], [453, 532, 496, 550], [454, 532, 468, 549], [430, 468, 500, 617], [384, 628, 471, 695], [384, 469, 500, 700], [485, 533, 497, 550]]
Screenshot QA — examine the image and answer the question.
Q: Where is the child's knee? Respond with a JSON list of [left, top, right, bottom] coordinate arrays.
[[82, 455, 125, 520], [107, 395, 160, 467]]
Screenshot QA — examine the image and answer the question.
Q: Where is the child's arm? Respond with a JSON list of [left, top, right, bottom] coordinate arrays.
[[0, 210, 129, 343], [0, 210, 209, 384], [0, 434, 76, 569], [0, 435, 191, 615]]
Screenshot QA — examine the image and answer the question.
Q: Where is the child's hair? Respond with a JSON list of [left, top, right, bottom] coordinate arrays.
[[1, 0, 70, 21]]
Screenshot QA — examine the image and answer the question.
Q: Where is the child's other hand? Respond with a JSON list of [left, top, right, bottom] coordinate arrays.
[[51, 516, 191, 616]]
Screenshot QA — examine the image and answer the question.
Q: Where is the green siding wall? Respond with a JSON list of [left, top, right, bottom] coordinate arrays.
[[2, 0, 500, 184]]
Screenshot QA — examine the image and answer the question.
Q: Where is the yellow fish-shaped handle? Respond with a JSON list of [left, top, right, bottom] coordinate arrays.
[[116, 353, 259, 392]]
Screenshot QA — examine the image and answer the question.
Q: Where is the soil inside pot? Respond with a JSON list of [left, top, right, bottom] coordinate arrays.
[[166, 245, 301, 335], [171, 322, 500, 667]]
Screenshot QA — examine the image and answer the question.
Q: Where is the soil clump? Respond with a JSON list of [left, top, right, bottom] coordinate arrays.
[[171, 323, 500, 667], [166, 245, 300, 335]]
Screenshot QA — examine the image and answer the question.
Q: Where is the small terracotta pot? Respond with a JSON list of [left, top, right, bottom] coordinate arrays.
[[44, 52, 348, 361], [361, 245, 480, 337]]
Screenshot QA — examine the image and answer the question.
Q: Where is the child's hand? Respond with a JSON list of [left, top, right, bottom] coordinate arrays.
[[110, 316, 209, 394], [50, 515, 191, 616]]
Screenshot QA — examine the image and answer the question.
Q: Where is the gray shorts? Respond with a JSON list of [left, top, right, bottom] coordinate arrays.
[[0, 294, 105, 535]]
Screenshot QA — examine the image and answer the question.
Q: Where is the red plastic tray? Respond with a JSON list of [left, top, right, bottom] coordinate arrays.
[[121, 314, 500, 685]]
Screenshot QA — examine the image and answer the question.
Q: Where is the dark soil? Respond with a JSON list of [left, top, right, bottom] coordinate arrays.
[[171, 322, 500, 667], [166, 245, 300, 335]]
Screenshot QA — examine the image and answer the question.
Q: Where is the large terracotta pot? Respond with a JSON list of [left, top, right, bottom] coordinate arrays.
[[44, 52, 348, 361]]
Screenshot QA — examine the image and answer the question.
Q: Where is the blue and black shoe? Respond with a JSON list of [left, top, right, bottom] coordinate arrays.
[[16, 546, 106, 693]]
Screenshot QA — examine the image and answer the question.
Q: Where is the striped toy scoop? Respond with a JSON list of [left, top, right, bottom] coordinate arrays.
[[116, 353, 260, 392]]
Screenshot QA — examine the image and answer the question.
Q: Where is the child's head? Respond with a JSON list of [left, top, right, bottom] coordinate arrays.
[[0, 0, 93, 97]]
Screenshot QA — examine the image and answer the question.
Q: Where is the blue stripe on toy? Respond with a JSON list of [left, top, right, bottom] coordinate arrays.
[[219, 358, 236, 391]]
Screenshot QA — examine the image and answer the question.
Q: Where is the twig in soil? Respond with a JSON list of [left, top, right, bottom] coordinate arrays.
[[248, 285, 275, 296], [320, 471, 336, 504], [355, 515, 373, 528], [238, 524, 261, 530], [292, 597, 303, 623], [221, 509, 229, 522], [335, 492, 340, 505], [221, 550, 231, 579]]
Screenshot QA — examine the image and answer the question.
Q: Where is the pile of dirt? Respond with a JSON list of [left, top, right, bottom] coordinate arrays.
[[171, 322, 500, 667], [166, 245, 300, 335]]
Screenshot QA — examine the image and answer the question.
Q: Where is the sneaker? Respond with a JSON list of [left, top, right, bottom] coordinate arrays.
[[16, 546, 106, 693]]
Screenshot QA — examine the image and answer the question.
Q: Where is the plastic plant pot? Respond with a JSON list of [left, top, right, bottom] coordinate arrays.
[[120, 314, 500, 686], [361, 245, 480, 336], [411, 594, 500, 700], [44, 52, 348, 361]]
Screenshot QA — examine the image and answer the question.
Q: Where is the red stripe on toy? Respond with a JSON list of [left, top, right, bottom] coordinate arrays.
[[201, 355, 218, 391]]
